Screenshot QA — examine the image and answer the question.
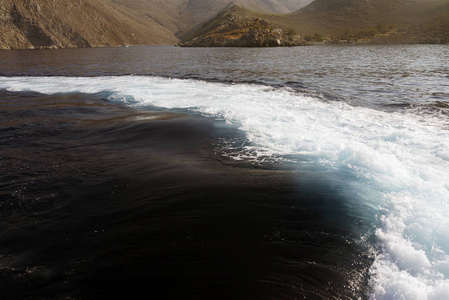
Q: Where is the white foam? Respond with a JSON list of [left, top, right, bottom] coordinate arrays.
[[1, 76, 449, 298]]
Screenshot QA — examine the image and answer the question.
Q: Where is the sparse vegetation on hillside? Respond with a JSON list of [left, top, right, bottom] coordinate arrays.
[[286, 28, 296, 36], [304, 33, 322, 42], [332, 24, 395, 42], [369, 8, 449, 44], [179, 4, 306, 47], [261, 0, 449, 44]]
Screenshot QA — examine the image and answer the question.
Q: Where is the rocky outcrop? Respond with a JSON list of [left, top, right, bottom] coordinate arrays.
[[176, 0, 312, 37], [179, 5, 306, 47]]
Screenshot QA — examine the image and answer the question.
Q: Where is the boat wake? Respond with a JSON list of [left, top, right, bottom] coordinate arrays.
[[1, 75, 448, 299]]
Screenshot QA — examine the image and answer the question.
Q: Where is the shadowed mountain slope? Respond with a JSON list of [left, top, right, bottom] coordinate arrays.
[[114, 0, 312, 38], [108, 0, 187, 37]]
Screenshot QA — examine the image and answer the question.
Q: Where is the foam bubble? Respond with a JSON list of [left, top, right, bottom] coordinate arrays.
[[1, 76, 449, 298]]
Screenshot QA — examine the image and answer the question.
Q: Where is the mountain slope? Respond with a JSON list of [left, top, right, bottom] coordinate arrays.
[[0, 0, 312, 50], [0, 0, 178, 49], [108, 0, 187, 36], [2, 0, 448, 50], [105, 0, 312, 39], [264, 0, 449, 38], [181, 0, 449, 45], [226, 0, 312, 14], [370, 2, 449, 44], [175, 0, 312, 38]]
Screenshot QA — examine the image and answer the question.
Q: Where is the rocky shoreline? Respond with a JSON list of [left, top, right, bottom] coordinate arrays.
[[179, 28, 305, 47], [179, 5, 306, 47]]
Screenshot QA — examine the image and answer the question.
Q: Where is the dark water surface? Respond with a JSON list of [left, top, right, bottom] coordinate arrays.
[[1, 45, 448, 299], [0, 89, 369, 299]]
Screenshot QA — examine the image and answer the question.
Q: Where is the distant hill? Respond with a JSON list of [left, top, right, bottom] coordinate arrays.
[[0, 0, 178, 49], [179, 4, 306, 47], [259, 0, 449, 42], [370, 2, 449, 44], [237, 0, 312, 13], [109, 0, 313, 38]]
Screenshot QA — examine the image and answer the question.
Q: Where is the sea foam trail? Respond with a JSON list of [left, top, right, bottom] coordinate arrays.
[[1, 76, 449, 299]]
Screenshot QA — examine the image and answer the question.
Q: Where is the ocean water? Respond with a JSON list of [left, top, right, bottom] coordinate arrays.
[[1, 45, 448, 299]]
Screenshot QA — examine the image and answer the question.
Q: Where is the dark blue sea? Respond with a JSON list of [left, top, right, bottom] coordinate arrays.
[[1, 45, 448, 299]]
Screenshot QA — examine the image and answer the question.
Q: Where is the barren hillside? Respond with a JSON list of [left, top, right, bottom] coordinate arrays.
[[2, 0, 448, 50], [284, 0, 449, 36], [258, 0, 449, 41], [0, 0, 312, 49], [0, 0, 178, 49]]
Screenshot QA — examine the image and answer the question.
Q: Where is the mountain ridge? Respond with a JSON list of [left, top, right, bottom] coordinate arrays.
[[0, 0, 312, 49], [1, 0, 449, 50]]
